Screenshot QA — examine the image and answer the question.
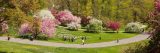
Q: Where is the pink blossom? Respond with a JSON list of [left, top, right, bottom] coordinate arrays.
[[56, 10, 81, 25], [72, 16, 81, 24], [155, 0, 160, 12], [41, 18, 57, 37], [19, 18, 59, 37], [19, 23, 31, 35], [53, 19, 61, 26]]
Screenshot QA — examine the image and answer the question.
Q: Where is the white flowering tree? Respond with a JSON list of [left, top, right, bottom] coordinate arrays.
[[125, 22, 146, 33], [37, 9, 55, 19], [86, 18, 103, 33]]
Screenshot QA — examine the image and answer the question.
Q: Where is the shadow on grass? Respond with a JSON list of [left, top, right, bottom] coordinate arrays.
[[123, 32, 134, 33], [105, 31, 139, 34], [83, 31, 101, 34], [16, 35, 48, 41], [0, 51, 13, 53], [121, 32, 140, 35], [105, 32, 117, 33], [105, 31, 118, 34]]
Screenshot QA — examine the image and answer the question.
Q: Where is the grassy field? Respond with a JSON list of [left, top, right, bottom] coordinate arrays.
[[46, 26, 138, 44], [4, 26, 138, 44], [0, 40, 148, 53]]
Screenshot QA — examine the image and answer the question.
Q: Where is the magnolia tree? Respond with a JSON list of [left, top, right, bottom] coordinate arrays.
[[19, 9, 59, 38], [56, 10, 81, 26], [86, 18, 103, 33], [37, 9, 59, 37], [41, 18, 58, 37], [19, 23, 31, 35], [19, 18, 58, 38], [106, 21, 121, 32], [67, 16, 81, 31]]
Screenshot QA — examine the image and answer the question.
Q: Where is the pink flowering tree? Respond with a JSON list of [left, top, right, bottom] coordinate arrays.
[[106, 21, 121, 32], [19, 9, 60, 38], [56, 10, 80, 26], [155, 0, 160, 12], [67, 16, 81, 31], [19, 22, 32, 35], [37, 9, 59, 37], [72, 16, 81, 24], [19, 18, 59, 38], [41, 18, 59, 37]]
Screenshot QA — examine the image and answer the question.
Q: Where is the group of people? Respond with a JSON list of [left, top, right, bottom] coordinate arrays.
[[62, 36, 87, 45], [63, 36, 76, 42]]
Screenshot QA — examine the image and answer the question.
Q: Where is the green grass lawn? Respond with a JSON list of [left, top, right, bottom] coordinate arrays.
[[0, 40, 148, 53], [46, 26, 138, 44], [5, 26, 138, 44]]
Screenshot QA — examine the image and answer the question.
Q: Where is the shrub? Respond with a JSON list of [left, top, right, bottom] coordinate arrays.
[[86, 18, 103, 33], [106, 21, 121, 32], [125, 22, 146, 33], [67, 22, 81, 31]]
